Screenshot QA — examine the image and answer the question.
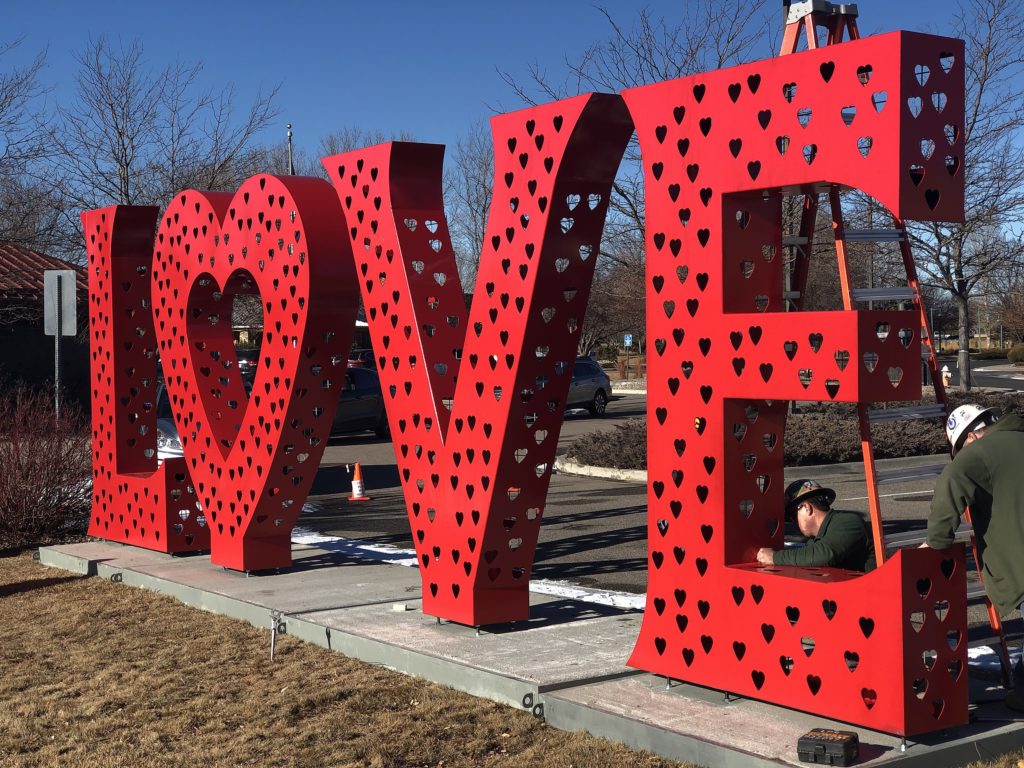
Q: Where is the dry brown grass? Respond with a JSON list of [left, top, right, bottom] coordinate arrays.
[[966, 754, 1024, 768], [4, 550, 1023, 768], [0, 551, 685, 768]]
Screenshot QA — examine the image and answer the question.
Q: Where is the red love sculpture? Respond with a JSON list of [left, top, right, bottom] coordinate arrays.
[[323, 94, 633, 625], [151, 175, 358, 571], [625, 32, 967, 735], [83, 206, 207, 552]]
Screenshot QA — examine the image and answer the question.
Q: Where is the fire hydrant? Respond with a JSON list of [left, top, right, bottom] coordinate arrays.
[[941, 365, 952, 388]]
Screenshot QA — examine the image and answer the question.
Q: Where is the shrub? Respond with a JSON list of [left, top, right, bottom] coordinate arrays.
[[1008, 344, 1024, 365], [595, 343, 621, 362], [0, 385, 91, 549], [567, 418, 648, 469], [973, 348, 1010, 360], [567, 391, 1024, 470]]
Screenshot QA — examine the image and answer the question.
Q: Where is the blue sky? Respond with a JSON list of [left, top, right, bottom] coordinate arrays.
[[6, 0, 963, 157]]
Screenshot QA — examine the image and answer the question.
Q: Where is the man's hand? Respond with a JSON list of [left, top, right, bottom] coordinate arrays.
[[756, 547, 775, 566]]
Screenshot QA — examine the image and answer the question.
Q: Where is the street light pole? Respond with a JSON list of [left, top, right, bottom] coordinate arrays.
[[287, 123, 294, 175]]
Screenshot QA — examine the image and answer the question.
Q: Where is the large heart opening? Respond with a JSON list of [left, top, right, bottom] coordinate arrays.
[[184, 269, 263, 462]]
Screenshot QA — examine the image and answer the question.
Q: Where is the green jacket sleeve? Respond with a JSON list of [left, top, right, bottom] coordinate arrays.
[[928, 452, 988, 549], [773, 512, 864, 568], [772, 537, 839, 567]]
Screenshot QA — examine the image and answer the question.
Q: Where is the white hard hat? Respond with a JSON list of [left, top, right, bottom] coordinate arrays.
[[945, 404, 1000, 455]]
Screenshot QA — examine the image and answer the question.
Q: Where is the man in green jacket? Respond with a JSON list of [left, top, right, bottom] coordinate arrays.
[[756, 479, 876, 572], [925, 404, 1024, 709]]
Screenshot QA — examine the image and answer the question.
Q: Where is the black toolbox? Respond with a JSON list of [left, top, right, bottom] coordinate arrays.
[[797, 728, 859, 766]]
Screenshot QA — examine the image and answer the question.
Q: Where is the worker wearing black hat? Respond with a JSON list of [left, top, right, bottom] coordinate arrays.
[[756, 479, 876, 572]]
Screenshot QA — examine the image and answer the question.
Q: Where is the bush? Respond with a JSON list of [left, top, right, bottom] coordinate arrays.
[[1008, 344, 1024, 365], [595, 343, 621, 362], [973, 348, 1010, 360], [568, 418, 648, 470], [0, 385, 91, 549], [567, 391, 1024, 469]]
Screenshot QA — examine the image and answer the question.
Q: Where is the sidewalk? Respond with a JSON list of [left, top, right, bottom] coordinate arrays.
[[38, 539, 1024, 767]]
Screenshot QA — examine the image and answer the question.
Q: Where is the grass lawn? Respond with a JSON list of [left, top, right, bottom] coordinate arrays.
[[2, 549, 1024, 768], [0, 551, 684, 768]]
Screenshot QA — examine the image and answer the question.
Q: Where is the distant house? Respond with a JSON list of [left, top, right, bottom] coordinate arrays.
[[0, 243, 89, 400], [230, 295, 374, 350]]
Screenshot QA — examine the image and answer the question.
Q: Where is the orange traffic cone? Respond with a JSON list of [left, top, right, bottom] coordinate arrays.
[[347, 463, 372, 501]]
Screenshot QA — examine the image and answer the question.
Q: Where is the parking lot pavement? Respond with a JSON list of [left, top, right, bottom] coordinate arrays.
[[304, 388, 963, 595], [306, 392, 1019, 633]]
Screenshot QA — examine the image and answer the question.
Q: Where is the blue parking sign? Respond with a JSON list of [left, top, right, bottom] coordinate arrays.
[[624, 333, 633, 348]]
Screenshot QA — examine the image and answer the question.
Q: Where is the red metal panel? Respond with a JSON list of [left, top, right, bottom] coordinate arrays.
[[322, 94, 633, 625], [624, 32, 967, 735], [149, 175, 358, 571], [82, 206, 207, 552]]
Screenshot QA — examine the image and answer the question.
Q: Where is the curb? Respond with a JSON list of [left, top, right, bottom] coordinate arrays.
[[556, 452, 956, 486], [554, 457, 647, 483], [612, 387, 647, 395]]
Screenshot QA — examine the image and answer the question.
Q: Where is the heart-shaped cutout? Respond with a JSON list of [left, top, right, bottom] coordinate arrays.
[[152, 175, 357, 570]]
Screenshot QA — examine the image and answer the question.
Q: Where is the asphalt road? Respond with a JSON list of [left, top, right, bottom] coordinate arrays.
[[300, 385, 1024, 645], [302, 392, 958, 595], [942, 357, 1024, 391]]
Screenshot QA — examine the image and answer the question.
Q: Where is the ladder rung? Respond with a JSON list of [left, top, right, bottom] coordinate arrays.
[[967, 582, 987, 601], [875, 462, 947, 484], [884, 523, 973, 549], [783, 291, 801, 300], [850, 287, 916, 302], [868, 404, 947, 423], [840, 228, 906, 243], [782, 236, 808, 246]]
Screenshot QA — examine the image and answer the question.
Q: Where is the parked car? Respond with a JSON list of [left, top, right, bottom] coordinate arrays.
[[334, 366, 389, 438], [155, 385, 185, 461], [153, 366, 389, 461], [567, 357, 611, 416], [348, 348, 377, 369], [235, 347, 260, 377]]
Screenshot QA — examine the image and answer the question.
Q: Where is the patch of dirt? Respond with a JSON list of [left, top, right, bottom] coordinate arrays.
[[0, 553, 684, 768]]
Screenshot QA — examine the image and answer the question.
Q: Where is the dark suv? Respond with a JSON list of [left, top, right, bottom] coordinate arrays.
[[567, 357, 612, 416], [335, 366, 388, 437]]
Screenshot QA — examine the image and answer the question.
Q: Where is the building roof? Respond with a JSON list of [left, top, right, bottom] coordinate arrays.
[[0, 242, 87, 303]]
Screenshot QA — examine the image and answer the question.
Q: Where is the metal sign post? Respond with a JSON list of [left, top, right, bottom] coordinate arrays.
[[43, 269, 77, 419], [623, 332, 633, 381]]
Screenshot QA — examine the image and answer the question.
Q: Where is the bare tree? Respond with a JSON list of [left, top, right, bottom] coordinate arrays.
[[497, 2, 775, 352], [0, 39, 49, 174], [318, 126, 415, 159], [581, 246, 647, 355], [0, 175, 64, 253], [992, 257, 1024, 343], [50, 36, 279, 256], [498, 1, 775, 233], [908, 0, 1024, 389], [443, 121, 493, 289], [499, 2, 775, 103], [0, 38, 62, 252]]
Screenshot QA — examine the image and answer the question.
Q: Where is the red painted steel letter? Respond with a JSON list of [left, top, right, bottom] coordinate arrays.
[[83, 206, 207, 552], [150, 175, 358, 571], [625, 33, 967, 735], [323, 94, 633, 625]]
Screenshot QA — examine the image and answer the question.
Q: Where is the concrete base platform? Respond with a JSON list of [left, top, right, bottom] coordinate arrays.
[[545, 675, 1024, 767], [39, 541, 1024, 766]]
